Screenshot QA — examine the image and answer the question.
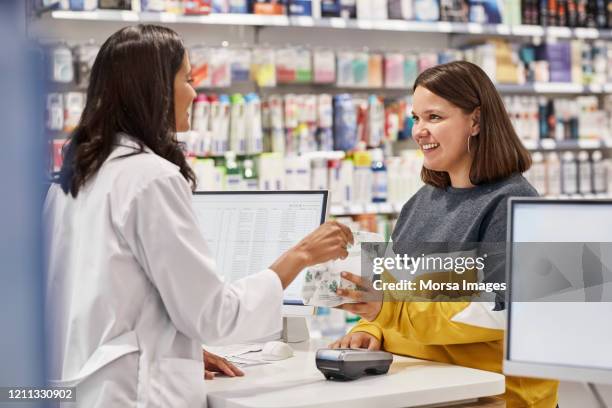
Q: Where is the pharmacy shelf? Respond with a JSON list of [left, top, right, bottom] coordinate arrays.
[[497, 83, 612, 95], [522, 139, 609, 150], [194, 82, 612, 96], [330, 202, 402, 216], [46, 10, 612, 39], [544, 193, 612, 199], [330, 195, 612, 216]]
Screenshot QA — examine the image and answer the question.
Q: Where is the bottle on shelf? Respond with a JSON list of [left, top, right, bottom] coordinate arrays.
[[371, 148, 388, 203], [242, 159, 259, 190], [592, 150, 609, 194], [546, 152, 562, 196], [577, 150, 593, 194], [311, 158, 329, 190], [224, 151, 243, 190], [529, 152, 548, 195], [561, 151, 578, 195], [353, 148, 373, 205], [229, 93, 247, 154]]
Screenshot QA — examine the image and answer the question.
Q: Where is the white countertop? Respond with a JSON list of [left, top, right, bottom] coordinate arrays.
[[206, 339, 505, 408]]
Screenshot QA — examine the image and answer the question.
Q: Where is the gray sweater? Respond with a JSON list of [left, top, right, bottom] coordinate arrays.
[[392, 173, 538, 245], [391, 173, 538, 294]]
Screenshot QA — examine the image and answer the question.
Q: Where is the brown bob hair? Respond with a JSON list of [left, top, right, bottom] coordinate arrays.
[[413, 61, 531, 189]]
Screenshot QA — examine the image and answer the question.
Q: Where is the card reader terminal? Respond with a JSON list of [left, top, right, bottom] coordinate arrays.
[[316, 348, 393, 381]]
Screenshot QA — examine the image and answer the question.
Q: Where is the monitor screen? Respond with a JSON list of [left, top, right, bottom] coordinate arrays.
[[191, 191, 327, 305], [505, 199, 612, 383]]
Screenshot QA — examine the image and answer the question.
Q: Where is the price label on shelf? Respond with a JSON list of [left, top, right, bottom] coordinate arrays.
[[573, 28, 599, 39], [348, 204, 363, 215], [495, 25, 511, 35], [540, 139, 557, 149], [577, 139, 600, 149], [120, 11, 139, 22], [436, 22, 453, 33], [589, 84, 603, 93], [159, 13, 178, 23], [466, 23, 483, 34], [378, 203, 393, 214], [522, 140, 538, 150], [330, 18, 348, 28], [330, 205, 345, 216], [546, 26, 572, 38], [356, 20, 374, 30], [512, 25, 544, 36], [365, 204, 378, 214], [533, 82, 583, 93], [291, 16, 314, 27]]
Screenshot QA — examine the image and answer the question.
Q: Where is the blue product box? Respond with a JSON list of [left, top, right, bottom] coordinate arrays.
[[288, 0, 313, 14], [321, 0, 341, 15], [333, 94, 358, 151], [468, 0, 503, 23]]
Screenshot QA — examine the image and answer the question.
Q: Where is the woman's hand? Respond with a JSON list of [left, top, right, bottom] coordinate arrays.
[[329, 331, 381, 350], [203, 350, 244, 380], [270, 221, 354, 288], [336, 271, 383, 322], [293, 220, 354, 266]]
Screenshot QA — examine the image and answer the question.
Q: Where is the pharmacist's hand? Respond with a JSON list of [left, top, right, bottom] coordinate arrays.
[[336, 271, 383, 322], [329, 331, 381, 350], [203, 350, 244, 380], [271, 221, 353, 289], [293, 221, 354, 266]]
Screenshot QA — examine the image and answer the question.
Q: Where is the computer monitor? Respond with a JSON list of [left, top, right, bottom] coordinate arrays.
[[504, 198, 612, 384], [191, 191, 328, 309]]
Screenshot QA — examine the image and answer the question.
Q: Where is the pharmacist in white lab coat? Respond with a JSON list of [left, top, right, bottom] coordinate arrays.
[[44, 25, 353, 407]]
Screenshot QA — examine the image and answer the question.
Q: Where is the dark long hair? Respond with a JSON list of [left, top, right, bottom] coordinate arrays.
[[413, 61, 531, 189], [57, 24, 196, 197]]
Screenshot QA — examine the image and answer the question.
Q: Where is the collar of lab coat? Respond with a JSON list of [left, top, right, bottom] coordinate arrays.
[[107, 133, 153, 162]]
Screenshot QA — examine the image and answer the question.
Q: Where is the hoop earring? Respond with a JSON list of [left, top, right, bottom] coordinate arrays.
[[468, 134, 477, 154]]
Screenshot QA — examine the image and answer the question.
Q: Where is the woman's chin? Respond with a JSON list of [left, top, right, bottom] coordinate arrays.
[[423, 161, 443, 172]]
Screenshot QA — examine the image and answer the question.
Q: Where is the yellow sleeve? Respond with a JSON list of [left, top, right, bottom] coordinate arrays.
[[350, 319, 384, 340], [366, 300, 503, 345]]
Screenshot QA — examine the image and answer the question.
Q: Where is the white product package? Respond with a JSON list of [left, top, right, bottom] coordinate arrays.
[[301, 231, 385, 307]]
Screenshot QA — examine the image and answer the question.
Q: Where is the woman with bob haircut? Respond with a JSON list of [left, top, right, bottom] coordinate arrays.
[[332, 61, 559, 407], [44, 24, 353, 407]]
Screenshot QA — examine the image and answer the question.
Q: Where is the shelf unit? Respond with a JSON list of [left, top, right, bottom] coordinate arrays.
[[329, 192, 612, 216], [192, 82, 612, 95], [39, 11, 612, 98], [44, 10, 612, 39], [523, 139, 609, 150], [36, 9, 612, 208]]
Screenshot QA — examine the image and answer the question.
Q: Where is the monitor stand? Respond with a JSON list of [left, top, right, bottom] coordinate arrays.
[[282, 316, 310, 343]]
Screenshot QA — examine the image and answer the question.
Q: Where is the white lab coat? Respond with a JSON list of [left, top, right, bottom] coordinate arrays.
[[44, 134, 284, 407]]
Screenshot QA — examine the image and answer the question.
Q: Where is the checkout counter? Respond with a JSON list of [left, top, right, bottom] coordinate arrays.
[[206, 339, 505, 408]]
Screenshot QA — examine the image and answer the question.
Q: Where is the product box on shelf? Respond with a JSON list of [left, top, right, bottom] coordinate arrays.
[[252, 0, 287, 14], [536, 42, 572, 83], [388, 0, 413, 19], [184, 0, 212, 14], [357, 0, 388, 19], [68, 0, 98, 11], [439, 0, 469, 22], [468, 0, 503, 23], [98, 0, 132, 9], [288, 0, 314, 15]]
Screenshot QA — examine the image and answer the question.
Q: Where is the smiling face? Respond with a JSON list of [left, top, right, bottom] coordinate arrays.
[[411, 86, 480, 187], [173, 52, 197, 133]]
